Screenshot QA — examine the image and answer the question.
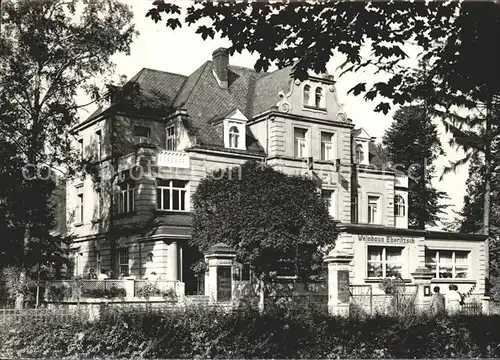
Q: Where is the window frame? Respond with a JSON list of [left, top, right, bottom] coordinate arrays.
[[394, 195, 405, 217], [78, 138, 84, 160], [118, 182, 135, 214], [166, 124, 177, 151], [351, 195, 359, 223], [228, 125, 240, 149], [303, 84, 311, 106], [320, 131, 335, 161], [367, 245, 404, 279], [425, 249, 470, 279], [76, 193, 84, 224], [368, 196, 380, 224], [315, 86, 325, 108], [322, 189, 336, 219], [94, 188, 102, 220], [96, 130, 102, 160], [293, 127, 308, 158], [133, 126, 151, 145], [117, 248, 129, 277], [156, 179, 189, 212], [355, 144, 364, 164]]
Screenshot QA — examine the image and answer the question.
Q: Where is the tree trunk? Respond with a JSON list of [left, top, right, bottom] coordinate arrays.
[[483, 99, 492, 287]]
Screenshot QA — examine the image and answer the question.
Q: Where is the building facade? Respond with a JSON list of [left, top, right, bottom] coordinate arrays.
[[66, 48, 487, 301]]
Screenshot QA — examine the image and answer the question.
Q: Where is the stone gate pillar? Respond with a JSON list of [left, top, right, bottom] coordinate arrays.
[[204, 243, 236, 303], [324, 250, 354, 316], [411, 266, 434, 312]]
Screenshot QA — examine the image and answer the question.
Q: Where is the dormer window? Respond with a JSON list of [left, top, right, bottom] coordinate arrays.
[[355, 144, 364, 164], [229, 126, 240, 148], [315, 87, 325, 108], [303, 85, 311, 105], [166, 124, 177, 151], [221, 109, 247, 150], [133, 126, 150, 144]]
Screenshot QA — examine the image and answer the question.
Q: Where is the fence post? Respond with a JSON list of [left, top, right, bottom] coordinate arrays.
[[324, 250, 353, 317], [481, 296, 490, 315], [410, 266, 433, 313]]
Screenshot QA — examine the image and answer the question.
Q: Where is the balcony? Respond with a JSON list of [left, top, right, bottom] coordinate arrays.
[[157, 150, 190, 169], [117, 150, 190, 170]]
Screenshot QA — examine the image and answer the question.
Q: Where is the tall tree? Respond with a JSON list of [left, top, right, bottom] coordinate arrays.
[[147, 0, 500, 292], [458, 150, 500, 298], [0, 0, 136, 308], [191, 161, 337, 310], [383, 105, 448, 229]]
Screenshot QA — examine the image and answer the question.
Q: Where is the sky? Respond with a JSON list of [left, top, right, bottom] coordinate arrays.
[[79, 1, 469, 229]]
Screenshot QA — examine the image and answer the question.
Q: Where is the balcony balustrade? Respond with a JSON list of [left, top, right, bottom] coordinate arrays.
[[156, 150, 190, 169]]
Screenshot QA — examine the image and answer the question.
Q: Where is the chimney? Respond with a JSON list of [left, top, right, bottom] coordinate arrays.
[[212, 47, 229, 89]]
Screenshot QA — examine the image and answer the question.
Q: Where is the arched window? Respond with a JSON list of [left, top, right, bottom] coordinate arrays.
[[315, 87, 324, 108], [394, 195, 405, 217], [229, 126, 240, 148], [355, 144, 364, 163], [303, 85, 311, 105]]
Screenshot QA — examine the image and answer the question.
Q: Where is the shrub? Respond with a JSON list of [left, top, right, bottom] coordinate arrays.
[[81, 287, 126, 299], [1, 306, 500, 359], [47, 285, 72, 302], [136, 284, 177, 301]]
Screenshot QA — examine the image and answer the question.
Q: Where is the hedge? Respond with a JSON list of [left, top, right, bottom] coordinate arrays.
[[1, 304, 500, 359]]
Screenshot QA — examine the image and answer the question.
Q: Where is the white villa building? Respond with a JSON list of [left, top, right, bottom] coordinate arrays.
[[65, 48, 488, 308]]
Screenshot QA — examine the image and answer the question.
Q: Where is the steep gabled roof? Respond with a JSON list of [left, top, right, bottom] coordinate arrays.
[[76, 57, 296, 155]]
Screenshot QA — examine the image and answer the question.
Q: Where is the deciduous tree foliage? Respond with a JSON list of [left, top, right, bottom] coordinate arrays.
[[382, 105, 448, 229], [0, 0, 136, 306], [147, 0, 500, 288], [191, 161, 337, 280], [147, 1, 499, 112], [458, 152, 500, 298]]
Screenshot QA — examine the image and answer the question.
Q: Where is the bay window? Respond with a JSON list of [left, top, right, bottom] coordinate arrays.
[[119, 182, 135, 214], [157, 179, 189, 211]]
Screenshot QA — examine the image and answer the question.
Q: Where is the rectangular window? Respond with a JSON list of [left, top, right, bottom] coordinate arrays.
[[157, 179, 189, 211], [166, 124, 177, 151], [96, 250, 101, 274], [367, 246, 403, 278], [322, 189, 336, 219], [368, 196, 379, 224], [351, 195, 358, 223], [78, 139, 83, 159], [76, 193, 84, 224], [293, 128, 307, 158], [95, 189, 102, 220], [119, 183, 135, 214], [133, 126, 151, 144], [425, 250, 470, 279], [118, 248, 129, 277], [96, 130, 102, 160], [321, 132, 335, 161]]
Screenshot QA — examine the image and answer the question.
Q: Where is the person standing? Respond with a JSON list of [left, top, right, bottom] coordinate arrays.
[[429, 286, 446, 315], [446, 284, 462, 314], [97, 269, 109, 280], [86, 268, 97, 280]]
